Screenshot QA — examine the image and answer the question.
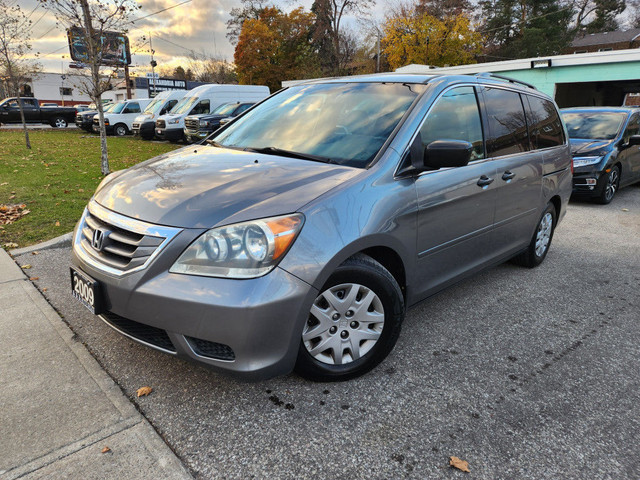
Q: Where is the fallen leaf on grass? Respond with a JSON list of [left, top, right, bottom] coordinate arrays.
[[3, 242, 18, 248], [136, 386, 153, 397], [0, 182, 8, 186], [29, 277, 39, 281], [21, 264, 32, 269], [55, 221, 60, 227], [101, 446, 111, 453], [449, 456, 470, 473], [0, 204, 30, 225]]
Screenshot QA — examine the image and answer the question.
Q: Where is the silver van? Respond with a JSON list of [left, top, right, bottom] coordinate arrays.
[[71, 73, 572, 381]]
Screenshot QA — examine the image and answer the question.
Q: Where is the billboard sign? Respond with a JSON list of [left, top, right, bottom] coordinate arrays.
[[67, 27, 131, 66]]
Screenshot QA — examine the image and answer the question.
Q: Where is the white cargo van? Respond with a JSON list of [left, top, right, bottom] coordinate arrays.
[[154, 84, 269, 142], [93, 98, 152, 136], [132, 90, 187, 140]]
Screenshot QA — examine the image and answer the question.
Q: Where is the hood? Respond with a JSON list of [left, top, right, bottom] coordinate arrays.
[[94, 146, 361, 229], [569, 138, 615, 156]]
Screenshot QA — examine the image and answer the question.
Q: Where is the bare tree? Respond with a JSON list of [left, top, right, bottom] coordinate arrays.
[[187, 53, 238, 84], [40, 0, 137, 175], [0, 0, 42, 149]]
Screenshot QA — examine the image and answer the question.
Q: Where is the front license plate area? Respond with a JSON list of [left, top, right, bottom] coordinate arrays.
[[70, 267, 103, 315]]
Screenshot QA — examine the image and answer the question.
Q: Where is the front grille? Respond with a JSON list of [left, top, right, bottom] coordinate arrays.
[[156, 119, 166, 129], [184, 118, 199, 131], [186, 336, 235, 361], [80, 210, 165, 272], [101, 312, 176, 353]]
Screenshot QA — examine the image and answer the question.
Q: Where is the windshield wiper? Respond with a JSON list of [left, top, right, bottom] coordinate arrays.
[[244, 146, 337, 164]]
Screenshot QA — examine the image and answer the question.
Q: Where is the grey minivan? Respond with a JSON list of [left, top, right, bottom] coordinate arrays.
[[71, 73, 572, 381]]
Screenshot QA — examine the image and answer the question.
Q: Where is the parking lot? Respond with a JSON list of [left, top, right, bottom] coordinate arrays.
[[12, 187, 640, 479]]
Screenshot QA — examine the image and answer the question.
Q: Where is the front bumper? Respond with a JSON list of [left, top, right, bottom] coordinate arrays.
[[155, 126, 183, 141], [571, 168, 606, 197], [184, 128, 211, 143], [70, 206, 316, 380], [133, 121, 155, 139]]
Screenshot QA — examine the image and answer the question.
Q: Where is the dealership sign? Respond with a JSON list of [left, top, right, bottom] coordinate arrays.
[[67, 27, 131, 66]]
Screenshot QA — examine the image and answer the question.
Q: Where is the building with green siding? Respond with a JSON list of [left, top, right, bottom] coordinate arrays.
[[396, 49, 640, 107]]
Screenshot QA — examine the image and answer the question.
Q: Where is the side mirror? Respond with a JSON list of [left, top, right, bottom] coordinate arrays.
[[411, 137, 472, 171], [628, 135, 640, 146]]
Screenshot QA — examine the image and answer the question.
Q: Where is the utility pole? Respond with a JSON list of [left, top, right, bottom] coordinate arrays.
[[376, 28, 381, 73], [149, 32, 157, 96]]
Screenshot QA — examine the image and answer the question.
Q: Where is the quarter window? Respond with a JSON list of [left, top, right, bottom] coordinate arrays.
[[483, 88, 530, 156], [419, 86, 484, 160], [525, 95, 564, 149]]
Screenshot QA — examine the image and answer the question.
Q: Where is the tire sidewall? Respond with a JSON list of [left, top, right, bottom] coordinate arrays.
[[115, 124, 127, 136], [295, 258, 404, 381]]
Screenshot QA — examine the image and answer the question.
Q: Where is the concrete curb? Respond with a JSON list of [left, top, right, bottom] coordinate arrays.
[[10, 232, 73, 256]]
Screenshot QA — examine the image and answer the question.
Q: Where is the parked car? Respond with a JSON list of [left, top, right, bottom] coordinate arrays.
[[71, 73, 571, 381], [0, 97, 76, 127], [76, 103, 115, 132], [184, 102, 255, 143], [561, 107, 640, 204], [132, 90, 186, 140], [93, 98, 152, 136], [75, 104, 91, 112], [155, 84, 269, 142]]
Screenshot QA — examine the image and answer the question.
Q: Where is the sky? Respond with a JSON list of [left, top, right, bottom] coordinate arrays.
[[16, 0, 383, 76]]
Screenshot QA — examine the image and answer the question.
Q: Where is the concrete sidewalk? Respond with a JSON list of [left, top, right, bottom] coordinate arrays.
[[0, 250, 192, 480]]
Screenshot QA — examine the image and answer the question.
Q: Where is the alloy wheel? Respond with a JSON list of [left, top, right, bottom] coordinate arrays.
[[604, 168, 619, 202], [535, 212, 553, 257]]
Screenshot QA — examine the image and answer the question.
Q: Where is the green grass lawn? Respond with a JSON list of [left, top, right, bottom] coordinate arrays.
[[0, 130, 180, 248]]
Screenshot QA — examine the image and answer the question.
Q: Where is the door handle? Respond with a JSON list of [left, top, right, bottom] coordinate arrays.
[[477, 175, 494, 187], [502, 171, 516, 181]]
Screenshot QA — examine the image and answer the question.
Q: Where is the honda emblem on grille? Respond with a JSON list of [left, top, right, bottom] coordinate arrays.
[[92, 229, 107, 251]]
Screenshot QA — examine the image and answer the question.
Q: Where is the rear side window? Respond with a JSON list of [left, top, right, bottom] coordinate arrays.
[[483, 88, 529, 157], [525, 95, 564, 149], [419, 86, 485, 160]]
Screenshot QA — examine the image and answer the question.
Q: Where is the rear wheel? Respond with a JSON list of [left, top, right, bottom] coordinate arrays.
[[295, 254, 405, 381], [51, 116, 68, 128], [513, 202, 556, 268], [597, 165, 620, 204], [114, 123, 128, 136]]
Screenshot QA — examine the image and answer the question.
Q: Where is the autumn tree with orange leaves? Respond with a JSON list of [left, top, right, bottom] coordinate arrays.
[[382, 10, 482, 70], [234, 7, 318, 91]]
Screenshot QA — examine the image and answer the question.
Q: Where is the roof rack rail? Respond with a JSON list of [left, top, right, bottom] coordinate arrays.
[[475, 72, 537, 90]]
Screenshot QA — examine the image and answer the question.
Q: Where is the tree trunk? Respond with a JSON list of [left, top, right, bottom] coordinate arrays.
[[15, 93, 31, 150], [95, 97, 110, 175]]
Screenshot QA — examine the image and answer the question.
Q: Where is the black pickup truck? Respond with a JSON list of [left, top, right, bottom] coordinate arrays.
[[0, 97, 77, 128]]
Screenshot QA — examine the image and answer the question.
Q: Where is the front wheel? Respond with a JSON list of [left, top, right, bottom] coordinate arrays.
[[114, 123, 128, 136], [51, 116, 68, 128], [597, 165, 620, 204], [513, 203, 556, 268], [295, 254, 405, 381]]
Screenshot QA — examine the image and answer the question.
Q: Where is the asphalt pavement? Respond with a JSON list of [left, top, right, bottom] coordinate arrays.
[[8, 187, 640, 479]]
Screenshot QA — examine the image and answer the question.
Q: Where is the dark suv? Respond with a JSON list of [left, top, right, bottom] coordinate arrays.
[[183, 102, 254, 143], [561, 107, 640, 204], [71, 73, 571, 381]]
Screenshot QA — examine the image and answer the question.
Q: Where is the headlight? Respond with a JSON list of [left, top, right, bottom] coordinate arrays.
[[572, 156, 602, 167], [168, 118, 180, 125], [199, 120, 209, 127], [170, 214, 304, 279]]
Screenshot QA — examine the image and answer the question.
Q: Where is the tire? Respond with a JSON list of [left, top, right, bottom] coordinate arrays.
[[294, 254, 405, 381], [513, 203, 556, 268], [114, 123, 128, 136], [597, 165, 620, 205], [51, 116, 68, 128]]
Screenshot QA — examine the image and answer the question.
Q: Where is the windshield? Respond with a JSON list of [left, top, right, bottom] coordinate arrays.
[[213, 82, 427, 167], [171, 96, 198, 114], [143, 97, 164, 114], [212, 103, 238, 115], [562, 112, 626, 140], [109, 102, 126, 114]]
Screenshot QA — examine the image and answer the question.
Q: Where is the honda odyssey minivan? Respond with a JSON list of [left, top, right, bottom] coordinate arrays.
[[71, 73, 572, 381]]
